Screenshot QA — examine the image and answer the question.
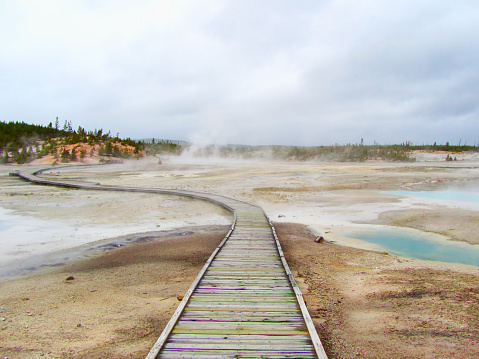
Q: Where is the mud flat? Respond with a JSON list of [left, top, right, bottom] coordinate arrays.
[[0, 168, 232, 280], [1, 158, 478, 358]]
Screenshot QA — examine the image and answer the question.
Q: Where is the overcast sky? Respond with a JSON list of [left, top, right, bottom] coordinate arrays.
[[1, 1, 479, 146]]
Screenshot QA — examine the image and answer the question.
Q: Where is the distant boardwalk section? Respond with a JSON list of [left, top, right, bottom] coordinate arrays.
[[12, 167, 327, 359]]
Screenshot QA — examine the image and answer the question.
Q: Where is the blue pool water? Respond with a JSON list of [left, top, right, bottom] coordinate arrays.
[[385, 190, 479, 203], [346, 228, 479, 266]]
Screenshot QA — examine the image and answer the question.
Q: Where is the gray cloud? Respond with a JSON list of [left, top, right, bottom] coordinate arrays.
[[1, 0, 478, 145]]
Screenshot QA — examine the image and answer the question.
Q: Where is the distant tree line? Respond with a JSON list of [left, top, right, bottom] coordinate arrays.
[[143, 138, 181, 156], [395, 141, 478, 153], [273, 144, 415, 162], [2, 120, 477, 164], [0, 120, 68, 149], [0, 119, 146, 164], [271, 141, 478, 162], [183, 141, 479, 162]]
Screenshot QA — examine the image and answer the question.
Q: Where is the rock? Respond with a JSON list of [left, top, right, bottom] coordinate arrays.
[[177, 295, 184, 301], [65, 276, 75, 281], [314, 236, 325, 243]]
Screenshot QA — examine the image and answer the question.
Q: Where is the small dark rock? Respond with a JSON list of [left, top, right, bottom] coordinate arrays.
[[65, 276, 75, 281], [314, 236, 325, 243]]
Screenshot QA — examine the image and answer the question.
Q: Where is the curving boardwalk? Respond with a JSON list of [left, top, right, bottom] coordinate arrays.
[[12, 167, 327, 359]]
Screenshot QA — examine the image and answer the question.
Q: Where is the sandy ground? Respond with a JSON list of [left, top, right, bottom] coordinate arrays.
[[0, 227, 228, 359], [1, 157, 479, 358]]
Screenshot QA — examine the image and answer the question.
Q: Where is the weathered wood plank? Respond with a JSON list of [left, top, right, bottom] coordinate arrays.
[[198, 278, 289, 283], [206, 267, 285, 272], [160, 345, 314, 353], [192, 289, 295, 295], [173, 321, 307, 329], [186, 303, 299, 310], [179, 315, 305, 323], [167, 333, 313, 341], [171, 328, 309, 336], [183, 306, 301, 313], [189, 297, 297, 303], [158, 351, 317, 359]]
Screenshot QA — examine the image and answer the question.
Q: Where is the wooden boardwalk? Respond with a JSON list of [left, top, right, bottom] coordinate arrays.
[[12, 167, 327, 359]]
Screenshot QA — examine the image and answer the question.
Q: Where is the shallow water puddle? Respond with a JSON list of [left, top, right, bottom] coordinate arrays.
[[345, 227, 479, 266], [384, 190, 479, 203]]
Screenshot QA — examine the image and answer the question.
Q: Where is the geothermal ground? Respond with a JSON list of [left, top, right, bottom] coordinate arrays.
[[0, 156, 478, 358]]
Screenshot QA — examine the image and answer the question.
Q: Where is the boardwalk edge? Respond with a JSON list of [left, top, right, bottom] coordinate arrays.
[[266, 215, 329, 359]]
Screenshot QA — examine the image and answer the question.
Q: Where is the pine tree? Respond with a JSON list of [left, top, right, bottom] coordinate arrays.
[[70, 147, 77, 161], [61, 148, 70, 162]]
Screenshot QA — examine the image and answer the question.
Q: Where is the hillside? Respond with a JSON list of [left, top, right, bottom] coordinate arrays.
[[0, 120, 179, 165]]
